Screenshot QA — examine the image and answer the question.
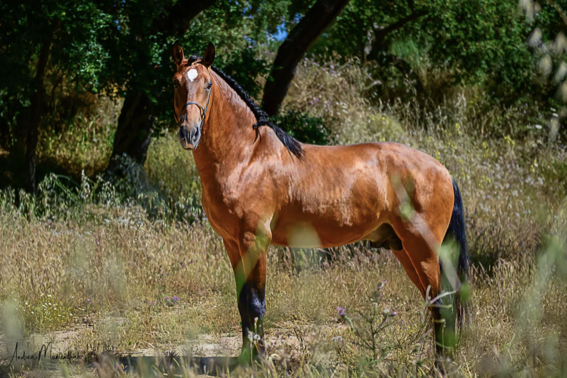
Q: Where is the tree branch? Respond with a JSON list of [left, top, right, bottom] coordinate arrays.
[[367, 10, 428, 60], [262, 0, 351, 116], [545, 0, 567, 27], [375, 52, 425, 93], [152, 0, 218, 36]]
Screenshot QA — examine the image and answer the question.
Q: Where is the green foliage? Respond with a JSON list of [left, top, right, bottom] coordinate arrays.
[[423, 0, 534, 93], [311, 0, 415, 58], [272, 110, 331, 145], [216, 48, 271, 99], [100, 0, 285, 135], [145, 133, 203, 217], [0, 0, 113, 149], [0, 163, 202, 225], [308, 0, 567, 107]]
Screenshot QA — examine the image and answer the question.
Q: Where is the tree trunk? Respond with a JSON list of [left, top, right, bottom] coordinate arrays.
[[375, 52, 425, 93], [364, 11, 428, 97], [107, 91, 154, 170], [262, 0, 351, 116], [24, 30, 54, 193], [106, 0, 217, 173]]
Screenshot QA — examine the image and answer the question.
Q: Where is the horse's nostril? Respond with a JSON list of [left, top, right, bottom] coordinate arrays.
[[190, 128, 200, 142], [179, 127, 188, 141]]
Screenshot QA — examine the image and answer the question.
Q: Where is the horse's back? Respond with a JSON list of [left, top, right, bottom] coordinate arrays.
[[300, 141, 452, 199]]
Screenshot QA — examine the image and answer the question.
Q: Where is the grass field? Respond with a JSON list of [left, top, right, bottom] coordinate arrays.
[[1, 59, 567, 377]]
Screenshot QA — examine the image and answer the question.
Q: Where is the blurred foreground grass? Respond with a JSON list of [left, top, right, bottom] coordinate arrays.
[[1, 59, 567, 376]]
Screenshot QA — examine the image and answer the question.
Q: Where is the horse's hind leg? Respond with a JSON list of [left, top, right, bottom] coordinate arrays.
[[391, 248, 427, 297], [390, 217, 452, 358], [395, 233, 441, 299], [368, 223, 426, 295]]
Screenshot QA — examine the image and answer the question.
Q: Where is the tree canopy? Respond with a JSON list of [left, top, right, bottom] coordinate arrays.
[[1, 0, 566, 191]]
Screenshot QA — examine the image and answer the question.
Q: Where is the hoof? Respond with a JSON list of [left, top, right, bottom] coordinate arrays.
[[435, 354, 458, 377], [237, 347, 263, 366]]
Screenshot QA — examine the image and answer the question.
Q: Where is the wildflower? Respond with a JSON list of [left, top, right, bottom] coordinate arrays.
[[337, 306, 346, 317], [247, 330, 261, 342], [165, 296, 180, 306]]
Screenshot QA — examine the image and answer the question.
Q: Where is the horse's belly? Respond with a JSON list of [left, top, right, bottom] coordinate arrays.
[[271, 205, 384, 248]]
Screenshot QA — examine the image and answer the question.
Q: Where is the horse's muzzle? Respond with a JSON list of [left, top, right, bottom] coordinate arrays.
[[179, 126, 200, 150]]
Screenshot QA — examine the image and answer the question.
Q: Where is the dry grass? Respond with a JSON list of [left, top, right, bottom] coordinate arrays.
[[1, 58, 567, 377], [37, 96, 123, 178], [1, 201, 566, 377]]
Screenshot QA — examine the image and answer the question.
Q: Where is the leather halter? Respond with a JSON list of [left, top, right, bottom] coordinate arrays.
[[176, 82, 212, 127]]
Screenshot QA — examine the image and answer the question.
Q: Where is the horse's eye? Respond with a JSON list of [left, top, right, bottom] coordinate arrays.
[[206, 82, 212, 90]]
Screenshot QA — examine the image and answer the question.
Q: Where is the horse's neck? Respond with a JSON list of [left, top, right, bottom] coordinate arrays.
[[191, 73, 264, 181]]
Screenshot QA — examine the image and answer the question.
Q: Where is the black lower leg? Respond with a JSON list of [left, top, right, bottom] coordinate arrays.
[[245, 282, 266, 355], [433, 294, 457, 375], [238, 286, 251, 354], [238, 282, 266, 362]]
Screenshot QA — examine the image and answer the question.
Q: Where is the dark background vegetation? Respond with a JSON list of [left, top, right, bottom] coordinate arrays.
[[2, 0, 567, 191]]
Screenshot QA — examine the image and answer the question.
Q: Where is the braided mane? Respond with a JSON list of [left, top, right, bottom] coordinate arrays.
[[187, 56, 304, 160]]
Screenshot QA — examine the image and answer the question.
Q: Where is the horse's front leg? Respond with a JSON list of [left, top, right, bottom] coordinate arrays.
[[224, 227, 270, 362], [223, 239, 250, 353], [239, 229, 270, 360]]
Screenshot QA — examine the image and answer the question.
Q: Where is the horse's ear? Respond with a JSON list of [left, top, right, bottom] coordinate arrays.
[[172, 41, 184, 66], [202, 42, 215, 69]]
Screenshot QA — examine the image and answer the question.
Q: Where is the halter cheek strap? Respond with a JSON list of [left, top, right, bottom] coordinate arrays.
[[177, 85, 212, 127]]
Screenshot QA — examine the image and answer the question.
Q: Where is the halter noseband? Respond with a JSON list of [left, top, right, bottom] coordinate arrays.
[[176, 82, 212, 127]]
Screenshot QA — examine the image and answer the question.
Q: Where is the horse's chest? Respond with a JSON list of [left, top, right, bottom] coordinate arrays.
[[201, 186, 246, 238]]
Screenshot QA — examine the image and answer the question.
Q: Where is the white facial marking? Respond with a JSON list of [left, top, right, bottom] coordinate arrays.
[[187, 69, 198, 82]]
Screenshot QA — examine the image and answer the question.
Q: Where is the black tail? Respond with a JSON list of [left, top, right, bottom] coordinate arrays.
[[441, 177, 470, 330]]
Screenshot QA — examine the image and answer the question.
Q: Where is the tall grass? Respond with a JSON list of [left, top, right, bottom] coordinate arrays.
[[1, 57, 567, 376], [37, 95, 123, 178]]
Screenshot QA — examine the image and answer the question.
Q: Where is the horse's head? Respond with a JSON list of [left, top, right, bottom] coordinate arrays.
[[172, 42, 215, 150]]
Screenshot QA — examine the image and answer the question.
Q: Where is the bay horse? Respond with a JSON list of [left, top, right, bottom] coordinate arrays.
[[171, 42, 469, 364]]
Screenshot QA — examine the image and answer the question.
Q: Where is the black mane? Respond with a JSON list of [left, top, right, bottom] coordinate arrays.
[[187, 55, 304, 160]]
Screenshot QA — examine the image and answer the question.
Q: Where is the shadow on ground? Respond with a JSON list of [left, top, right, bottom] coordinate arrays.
[[0, 354, 242, 377]]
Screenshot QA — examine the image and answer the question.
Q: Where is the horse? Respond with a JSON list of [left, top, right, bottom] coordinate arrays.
[[171, 41, 469, 365]]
